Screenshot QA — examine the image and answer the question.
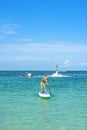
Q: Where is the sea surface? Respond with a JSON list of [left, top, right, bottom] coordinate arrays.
[[0, 71, 87, 130]]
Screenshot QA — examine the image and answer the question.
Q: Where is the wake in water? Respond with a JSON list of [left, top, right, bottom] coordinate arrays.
[[51, 72, 63, 77], [48, 72, 68, 78], [49, 65, 69, 78], [31, 74, 69, 78]]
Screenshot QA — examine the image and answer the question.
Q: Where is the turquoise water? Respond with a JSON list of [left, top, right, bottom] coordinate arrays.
[[0, 71, 87, 130]]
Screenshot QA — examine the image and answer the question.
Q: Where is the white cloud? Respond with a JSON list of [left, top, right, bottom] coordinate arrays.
[[15, 56, 34, 61], [0, 42, 87, 70], [79, 62, 87, 66], [64, 60, 72, 65], [15, 55, 51, 62], [17, 38, 32, 42], [0, 36, 4, 39], [1, 42, 87, 54], [2, 23, 18, 34]]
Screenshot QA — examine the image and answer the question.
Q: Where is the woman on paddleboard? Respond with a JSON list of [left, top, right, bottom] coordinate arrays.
[[40, 75, 49, 93]]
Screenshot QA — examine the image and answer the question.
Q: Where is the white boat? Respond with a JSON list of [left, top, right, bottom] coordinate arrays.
[[23, 72, 33, 77], [27, 73, 32, 77]]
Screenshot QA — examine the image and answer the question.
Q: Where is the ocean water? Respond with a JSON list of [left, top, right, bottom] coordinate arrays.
[[0, 71, 87, 130]]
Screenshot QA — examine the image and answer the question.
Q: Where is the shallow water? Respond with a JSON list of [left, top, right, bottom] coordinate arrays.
[[0, 71, 87, 130]]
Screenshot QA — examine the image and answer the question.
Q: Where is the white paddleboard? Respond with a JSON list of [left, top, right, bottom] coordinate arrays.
[[39, 91, 51, 98]]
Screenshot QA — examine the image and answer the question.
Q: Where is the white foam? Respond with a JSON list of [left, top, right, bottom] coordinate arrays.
[[51, 73, 63, 77], [48, 71, 69, 78]]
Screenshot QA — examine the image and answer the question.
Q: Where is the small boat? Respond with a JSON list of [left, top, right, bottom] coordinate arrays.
[[23, 72, 33, 77]]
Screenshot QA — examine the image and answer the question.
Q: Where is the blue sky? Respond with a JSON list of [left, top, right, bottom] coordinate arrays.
[[0, 0, 87, 70]]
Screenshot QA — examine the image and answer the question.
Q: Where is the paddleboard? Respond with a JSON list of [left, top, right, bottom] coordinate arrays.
[[39, 91, 51, 98]]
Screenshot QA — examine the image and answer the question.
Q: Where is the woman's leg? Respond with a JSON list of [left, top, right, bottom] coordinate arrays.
[[43, 84, 46, 93], [40, 82, 43, 92]]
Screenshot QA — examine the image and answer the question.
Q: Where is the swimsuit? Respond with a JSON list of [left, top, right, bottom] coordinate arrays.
[[40, 78, 46, 86]]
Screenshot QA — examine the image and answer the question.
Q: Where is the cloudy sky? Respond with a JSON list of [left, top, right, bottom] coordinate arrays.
[[0, 0, 87, 70]]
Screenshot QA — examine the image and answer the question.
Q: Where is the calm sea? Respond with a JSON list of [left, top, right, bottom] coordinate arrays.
[[0, 71, 87, 130]]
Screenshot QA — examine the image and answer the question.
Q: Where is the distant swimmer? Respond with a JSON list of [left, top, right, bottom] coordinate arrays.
[[40, 75, 49, 93]]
